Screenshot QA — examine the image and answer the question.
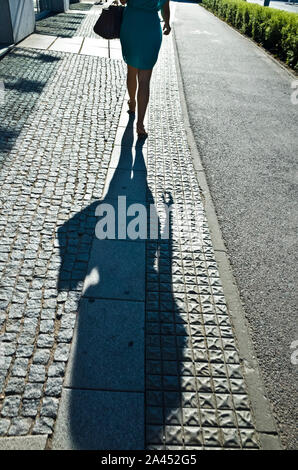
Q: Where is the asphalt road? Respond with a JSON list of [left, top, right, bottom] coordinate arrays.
[[173, 2, 298, 449]]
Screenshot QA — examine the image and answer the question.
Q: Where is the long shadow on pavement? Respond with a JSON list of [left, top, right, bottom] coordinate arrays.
[[56, 114, 186, 449]]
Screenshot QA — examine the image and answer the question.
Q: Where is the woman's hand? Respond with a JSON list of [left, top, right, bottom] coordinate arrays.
[[161, 2, 171, 35], [120, 0, 127, 4], [163, 23, 171, 35]]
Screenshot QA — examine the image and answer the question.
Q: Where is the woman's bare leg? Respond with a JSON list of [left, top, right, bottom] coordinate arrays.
[[127, 65, 138, 112], [137, 69, 152, 133]]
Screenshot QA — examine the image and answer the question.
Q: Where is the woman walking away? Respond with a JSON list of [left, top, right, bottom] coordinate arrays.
[[120, 0, 171, 138]]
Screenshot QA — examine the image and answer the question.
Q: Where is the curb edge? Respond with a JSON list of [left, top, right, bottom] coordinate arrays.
[[171, 24, 283, 450]]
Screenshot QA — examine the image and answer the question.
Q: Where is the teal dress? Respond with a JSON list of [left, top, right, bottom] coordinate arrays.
[[120, 0, 168, 70]]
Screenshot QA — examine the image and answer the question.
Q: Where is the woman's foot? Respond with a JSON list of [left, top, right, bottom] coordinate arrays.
[[136, 123, 148, 138], [128, 99, 136, 113]]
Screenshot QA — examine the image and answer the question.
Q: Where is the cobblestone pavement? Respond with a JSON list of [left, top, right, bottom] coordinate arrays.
[[35, 4, 105, 41], [0, 7, 261, 449], [36, 12, 88, 38], [0, 47, 126, 437]]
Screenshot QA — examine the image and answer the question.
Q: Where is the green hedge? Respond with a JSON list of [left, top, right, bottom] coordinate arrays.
[[202, 0, 298, 71]]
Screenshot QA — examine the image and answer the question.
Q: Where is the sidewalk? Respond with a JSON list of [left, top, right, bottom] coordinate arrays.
[[174, 1, 297, 450], [0, 2, 279, 450]]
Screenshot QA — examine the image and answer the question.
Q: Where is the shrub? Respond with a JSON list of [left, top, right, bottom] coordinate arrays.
[[202, 0, 298, 71]]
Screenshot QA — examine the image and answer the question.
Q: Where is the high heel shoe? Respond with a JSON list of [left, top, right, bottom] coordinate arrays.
[[128, 100, 136, 113], [136, 124, 148, 139]]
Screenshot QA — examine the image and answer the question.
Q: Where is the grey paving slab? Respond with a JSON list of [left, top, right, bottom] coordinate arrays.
[[80, 37, 108, 57], [0, 435, 47, 450], [109, 145, 148, 171], [52, 388, 144, 450], [118, 107, 148, 128], [82, 239, 145, 300], [143, 33, 262, 450], [69, 2, 94, 12], [86, 196, 148, 245], [17, 34, 57, 50], [110, 39, 122, 50], [68, 9, 90, 15], [65, 298, 144, 391], [35, 11, 86, 38], [80, 45, 109, 57], [259, 432, 282, 450]]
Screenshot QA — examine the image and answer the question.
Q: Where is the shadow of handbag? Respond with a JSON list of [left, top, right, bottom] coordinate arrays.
[[93, 5, 125, 40]]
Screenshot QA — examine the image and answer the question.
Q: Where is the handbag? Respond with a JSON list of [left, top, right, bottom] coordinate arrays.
[[93, 4, 125, 40]]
